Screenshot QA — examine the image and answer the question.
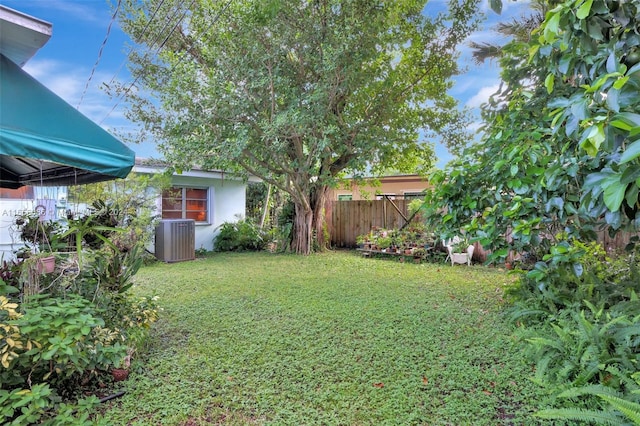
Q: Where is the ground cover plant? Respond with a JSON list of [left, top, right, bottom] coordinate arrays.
[[97, 251, 554, 425]]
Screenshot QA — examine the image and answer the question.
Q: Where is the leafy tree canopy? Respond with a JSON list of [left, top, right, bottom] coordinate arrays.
[[116, 0, 480, 253], [424, 0, 640, 261]]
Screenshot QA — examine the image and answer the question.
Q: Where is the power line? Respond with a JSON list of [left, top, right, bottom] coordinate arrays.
[[77, 0, 122, 109], [100, 0, 234, 125], [100, 0, 193, 125], [106, 0, 168, 88]]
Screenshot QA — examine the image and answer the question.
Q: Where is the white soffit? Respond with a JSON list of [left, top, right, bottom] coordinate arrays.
[[0, 5, 52, 67]]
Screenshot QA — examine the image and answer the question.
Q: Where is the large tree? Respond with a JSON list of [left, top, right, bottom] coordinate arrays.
[[116, 0, 479, 254]]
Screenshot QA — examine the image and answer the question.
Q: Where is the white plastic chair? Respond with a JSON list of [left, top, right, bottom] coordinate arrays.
[[443, 237, 474, 266]]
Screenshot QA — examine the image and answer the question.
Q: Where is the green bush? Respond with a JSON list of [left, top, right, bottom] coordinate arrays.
[[0, 383, 101, 426], [0, 294, 127, 424], [507, 241, 640, 322], [214, 218, 266, 252], [506, 241, 640, 423], [1, 295, 127, 388]]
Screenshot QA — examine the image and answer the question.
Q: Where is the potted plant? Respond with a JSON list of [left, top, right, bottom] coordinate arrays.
[[377, 236, 392, 252], [412, 247, 426, 262], [356, 234, 371, 250], [35, 253, 56, 274], [445, 237, 474, 266]]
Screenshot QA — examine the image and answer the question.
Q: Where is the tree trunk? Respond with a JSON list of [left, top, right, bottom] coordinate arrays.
[[311, 185, 329, 251], [292, 201, 313, 255], [291, 185, 329, 254]]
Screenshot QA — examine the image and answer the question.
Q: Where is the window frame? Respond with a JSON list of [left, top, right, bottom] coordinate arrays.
[[161, 186, 210, 224]]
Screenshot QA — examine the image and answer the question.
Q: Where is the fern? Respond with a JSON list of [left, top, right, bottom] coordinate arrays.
[[599, 395, 640, 425], [535, 407, 623, 425], [558, 384, 623, 399], [551, 383, 640, 425]]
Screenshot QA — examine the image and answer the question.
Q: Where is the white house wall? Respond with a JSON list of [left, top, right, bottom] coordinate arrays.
[[0, 186, 69, 260], [166, 174, 247, 252], [1, 166, 253, 259]]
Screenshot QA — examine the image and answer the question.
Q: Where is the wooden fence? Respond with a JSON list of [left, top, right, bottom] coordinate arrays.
[[328, 198, 412, 248], [328, 199, 639, 255]]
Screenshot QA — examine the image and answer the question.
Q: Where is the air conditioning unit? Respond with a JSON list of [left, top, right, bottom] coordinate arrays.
[[155, 219, 195, 262]]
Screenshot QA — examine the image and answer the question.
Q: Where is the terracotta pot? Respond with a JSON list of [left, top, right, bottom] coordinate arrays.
[[36, 256, 56, 274]]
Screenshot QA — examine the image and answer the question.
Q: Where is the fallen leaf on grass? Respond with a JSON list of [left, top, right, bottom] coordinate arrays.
[[373, 382, 384, 388], [422, 376, 428, 385], [482, 390, 492, 395]]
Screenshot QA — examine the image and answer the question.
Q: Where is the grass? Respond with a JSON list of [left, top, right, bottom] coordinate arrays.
[[97, 251, 549, 425]]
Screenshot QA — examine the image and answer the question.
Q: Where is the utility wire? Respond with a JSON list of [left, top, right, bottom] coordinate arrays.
[[106, 0, 168, 87], [100, 0, 193, 125], [77, 0, 122, 109], [100, 0, 233, 125]]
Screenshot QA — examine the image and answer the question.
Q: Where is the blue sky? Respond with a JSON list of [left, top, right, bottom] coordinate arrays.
[[3, 0, 531, 169]]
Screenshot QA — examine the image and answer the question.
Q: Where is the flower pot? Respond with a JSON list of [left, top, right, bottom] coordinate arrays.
[[450, 253, 469, 265], [36, 256, 56, 274], [111, 368, 129, 382]]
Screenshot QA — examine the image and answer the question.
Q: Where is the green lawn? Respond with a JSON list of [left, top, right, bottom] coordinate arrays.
[[97, 251, 549, 425]]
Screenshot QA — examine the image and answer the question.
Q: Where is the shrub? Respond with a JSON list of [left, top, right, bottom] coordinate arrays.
[[1, 295, 127, 388], [506, 241, 640, 422], [214, 218, 266, 252], [0, 294, 128, 423], [0, 383, 100, 426]]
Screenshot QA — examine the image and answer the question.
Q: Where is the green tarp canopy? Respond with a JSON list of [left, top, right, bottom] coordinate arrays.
[[0, 54, 135, 189]]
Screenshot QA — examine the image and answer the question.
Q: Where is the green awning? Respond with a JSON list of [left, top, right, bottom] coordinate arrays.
[[0, 54, 135, 188]]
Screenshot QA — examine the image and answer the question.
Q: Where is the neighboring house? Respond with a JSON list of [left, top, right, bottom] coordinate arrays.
[[134, 160, 260, 253], [330, 174, 430, 201], [0, 161, 259, 259], [0, 5, 134, 260]]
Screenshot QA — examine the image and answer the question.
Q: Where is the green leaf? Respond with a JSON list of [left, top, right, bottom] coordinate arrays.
[[573, 262, 583, 277], [558, 55, 571, 74], [545, 73, 554, 94], [576, 0, 593, 19], [581, 124, 605, 156], [613, 76, 629, 90], [489, 0, 502, 14], [493, 248, 508, 257], [544, 13, 561, 43], [621, 166, 640, 185], [603, 181, 626, 212], [599, 395, 640, 424], [610, 120, 633, 131], [620, 140, 640, 164], [616, 112, 640, 127]]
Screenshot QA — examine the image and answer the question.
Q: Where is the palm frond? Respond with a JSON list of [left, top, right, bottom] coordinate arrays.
[[467, 41, 503, 65]]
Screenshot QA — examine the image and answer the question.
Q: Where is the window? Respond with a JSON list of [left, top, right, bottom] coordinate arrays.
[[376, 194, 396, 200], [403, 192, 426, 200], [338, 194, 353, 201], [161, 187, 208, 222]]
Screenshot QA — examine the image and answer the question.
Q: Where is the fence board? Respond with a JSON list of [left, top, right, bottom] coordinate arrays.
[[329, 200, 639, 255], [329, 199, 411, 248]]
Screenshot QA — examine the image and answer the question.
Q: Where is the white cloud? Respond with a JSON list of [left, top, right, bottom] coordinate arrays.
[[467, 120, 484, 134], [465, 84, 500, 108], [24, 59, 84, 102], [22, 58, 130, 131], [44, 0, 106, 23], [479, 0, 532, 15]]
